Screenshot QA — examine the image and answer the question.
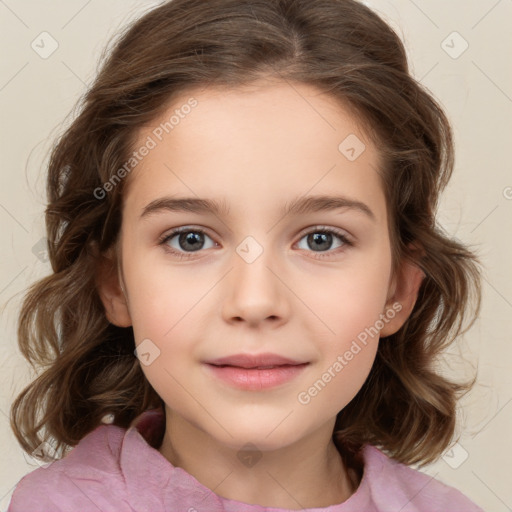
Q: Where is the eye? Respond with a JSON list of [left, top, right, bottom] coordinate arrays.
[[295, 226, 353, 259], [158, 227, 217, 259], [158, 225, 353, 261]]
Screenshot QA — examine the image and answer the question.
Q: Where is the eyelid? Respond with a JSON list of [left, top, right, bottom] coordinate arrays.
[[158, 224, 352, 244], [158, 224, 354, 261], [158, 225, 217, 245], [296, 225, 352, 242]]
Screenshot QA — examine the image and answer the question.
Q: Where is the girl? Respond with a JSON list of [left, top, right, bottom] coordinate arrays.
[[8, 0, 484, 510]]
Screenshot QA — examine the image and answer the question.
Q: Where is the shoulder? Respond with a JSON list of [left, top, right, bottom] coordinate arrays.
[[8, 424, 130, 512], [360, 444, 484, 512]]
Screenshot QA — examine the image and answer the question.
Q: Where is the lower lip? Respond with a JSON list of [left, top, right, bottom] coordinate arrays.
[[204, 363, 309, 390]]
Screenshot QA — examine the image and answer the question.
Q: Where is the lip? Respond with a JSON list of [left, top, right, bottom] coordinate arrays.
[[205, 352, 308, 368], [203, 353, 310, 391]]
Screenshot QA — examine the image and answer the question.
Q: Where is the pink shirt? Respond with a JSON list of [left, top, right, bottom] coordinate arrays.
[[8, 410, 484, 512]]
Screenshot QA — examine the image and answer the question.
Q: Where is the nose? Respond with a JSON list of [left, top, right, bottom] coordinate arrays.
[[221, 245, 291, 328]]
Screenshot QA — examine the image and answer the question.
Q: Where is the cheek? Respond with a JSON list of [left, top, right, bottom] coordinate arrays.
[[129, 284, 202, 398], [299, 292, 382, 410], [291, 249, 391, 410], [123, 245, 203, 339], [123, 254, 208, 384], [294, 274, 387, 416], [297, 247, 392, 344], [295, 341, 377, 421]]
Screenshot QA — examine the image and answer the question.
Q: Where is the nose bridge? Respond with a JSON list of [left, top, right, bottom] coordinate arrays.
[[222, 234, 289, 325]]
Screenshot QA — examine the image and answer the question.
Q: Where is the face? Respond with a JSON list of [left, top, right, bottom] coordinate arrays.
[[106, 80, 404, 452]]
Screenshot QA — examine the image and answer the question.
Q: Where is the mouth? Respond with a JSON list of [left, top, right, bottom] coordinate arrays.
[[203, 353, 310, 390], [204, 352, 309, 368], [210, 364, 302, 369]]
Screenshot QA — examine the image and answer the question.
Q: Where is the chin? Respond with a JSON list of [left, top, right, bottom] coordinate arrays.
[[210, 420, 304, 452]]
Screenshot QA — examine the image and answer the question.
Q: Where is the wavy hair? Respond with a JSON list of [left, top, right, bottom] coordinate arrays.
[[10, 0, 481, 468]]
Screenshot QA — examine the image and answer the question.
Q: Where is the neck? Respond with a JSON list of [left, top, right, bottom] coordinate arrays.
[[157, 408, 360, 509]]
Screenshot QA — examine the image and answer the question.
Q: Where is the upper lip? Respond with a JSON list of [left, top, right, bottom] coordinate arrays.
[[205, 353, 308, 368]]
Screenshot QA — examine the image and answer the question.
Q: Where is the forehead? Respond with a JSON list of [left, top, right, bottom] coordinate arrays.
[[122, 80, 386, 223]]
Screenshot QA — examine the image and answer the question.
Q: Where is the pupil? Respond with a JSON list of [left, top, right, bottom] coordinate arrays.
[[180, 232, 203, 252], [177, 231, 333, 253], [309, 232, 331, 251]]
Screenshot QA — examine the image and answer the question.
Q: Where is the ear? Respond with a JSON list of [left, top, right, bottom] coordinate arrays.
[[379, 248, 425, 338], [94, 246, 132, 328]]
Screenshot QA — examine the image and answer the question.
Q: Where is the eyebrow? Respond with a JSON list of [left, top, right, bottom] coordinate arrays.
[[140, 194, 376, 221]]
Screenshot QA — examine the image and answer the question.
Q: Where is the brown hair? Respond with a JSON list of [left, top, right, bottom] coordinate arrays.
[[10, 0, 481, 468]]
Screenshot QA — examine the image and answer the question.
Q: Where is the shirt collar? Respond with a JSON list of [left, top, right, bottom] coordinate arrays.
[[119, 409, 378, 511]]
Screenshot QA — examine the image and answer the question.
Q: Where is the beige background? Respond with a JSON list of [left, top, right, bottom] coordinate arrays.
[[1, 1, 511, 510]]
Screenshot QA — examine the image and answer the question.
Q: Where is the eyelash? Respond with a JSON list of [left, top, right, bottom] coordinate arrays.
[[157, 225, 353, 261]]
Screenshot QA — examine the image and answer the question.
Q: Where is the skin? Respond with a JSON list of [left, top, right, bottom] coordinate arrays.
[[97, 79, 424, 509]]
